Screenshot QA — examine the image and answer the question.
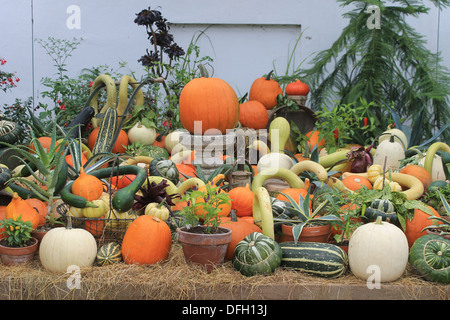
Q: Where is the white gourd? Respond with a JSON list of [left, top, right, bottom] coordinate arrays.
[[378, 128, 408, 150], [373, 135, 405, 171], [39, 225, 98, 273], [127, 121, 156, 145], [257, 153, 294, 174], [348, 217, 409, 282]]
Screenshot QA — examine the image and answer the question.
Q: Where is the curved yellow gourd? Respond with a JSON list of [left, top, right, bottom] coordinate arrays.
[[120, 156, 154, 166], [89, 74, 117, 128], [117, 75, 144, 118], [424, 142, 450, 177], [251, 167, 304, 192], [253, 186, 274, 239], [175, 177, 205, 197], [290, 160, 328, 181]]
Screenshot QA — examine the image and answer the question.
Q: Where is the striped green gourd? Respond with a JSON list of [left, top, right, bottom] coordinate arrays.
[[364, 199, 398, 224], [92, 107, 118, 155], [96, 242, 122, 266], [149, 157, 179, 185], [232, 232, 282, 277], [280, 241, 348, 278], [0, 120, 21, 144], [409, 234, 450, 284]]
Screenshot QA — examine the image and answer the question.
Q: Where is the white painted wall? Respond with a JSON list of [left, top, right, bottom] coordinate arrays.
[[0, 0, 448, 110]]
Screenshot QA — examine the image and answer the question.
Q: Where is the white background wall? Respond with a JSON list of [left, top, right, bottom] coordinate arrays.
[[1, 0, 448, 109]]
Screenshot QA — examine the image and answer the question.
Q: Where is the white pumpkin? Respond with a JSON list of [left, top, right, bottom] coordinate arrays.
[[378, 128, 408, 150], [348, 217, 409, 283], [39, 226, 98, 273], [127, 121, 156, 145], [373, 135, 405, 171], [257, 152, 294, 174]]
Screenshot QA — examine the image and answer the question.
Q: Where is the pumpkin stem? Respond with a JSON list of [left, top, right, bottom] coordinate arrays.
[[265, 70, 274, 81], [375, 215, 383, 225], [198, 64, 209, 78]]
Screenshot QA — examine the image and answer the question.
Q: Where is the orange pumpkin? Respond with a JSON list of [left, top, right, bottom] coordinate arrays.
[[6, 193, 40, 230], [342, 175, 373, 191], [72, 167, 104, 201], [331, 203, 363, 236], [121, 215, 172, 265], [285, 79, 310, 96], [29, 136, 61, 153], [306, 130, 325, 151], [228, 185, 254, 217], [152, 134, 166, 148], [219, 213, 262, 260], [399, 164, 431, 191], [0, 206, 7, 239], [179, 77, 240, 135], [405, 205, 441, 248], [176, 163, 197, 180], [109, 174, 136, 190], [85, 218, 105, 237], [248, 71, 283, 110], [87, 127, 129, 154], [25, 198, 47, 228], [193, 184, 231, 219], [65, 150, 89, 167], [238, 100, 269, 129]]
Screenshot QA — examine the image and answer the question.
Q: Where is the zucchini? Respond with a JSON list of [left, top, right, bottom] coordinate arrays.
[[92, 107, 118, 155], [280, 241, 349, 278], [65, 107, 96, 138]]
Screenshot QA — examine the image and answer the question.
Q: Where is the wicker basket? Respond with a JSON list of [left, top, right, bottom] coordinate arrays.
[[57, 203, 138, 246]]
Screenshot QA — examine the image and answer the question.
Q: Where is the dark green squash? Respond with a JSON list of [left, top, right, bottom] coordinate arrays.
[[149, 157, 179, 185], [232, 232, 282, 277], [364, 198, 398, 224], [0, 165, 12, 190], [96, 242, 122, 266], [0, 120, 21, 145], [409, 234, 450, 284]]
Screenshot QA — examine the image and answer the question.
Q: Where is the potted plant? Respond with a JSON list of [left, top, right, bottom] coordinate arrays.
[[273, 188, 343, 245], [176, 183, 232, 273], [0, 215, 38, 265]]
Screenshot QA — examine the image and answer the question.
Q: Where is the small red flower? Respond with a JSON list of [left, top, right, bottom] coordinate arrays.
[[363, 117, 368, 127], [59, 105, 66, 110], [88, 81, 94, 87], [333, 128, 339, 140], [0, 59, 6, 65], [15, 78, 20, 82]]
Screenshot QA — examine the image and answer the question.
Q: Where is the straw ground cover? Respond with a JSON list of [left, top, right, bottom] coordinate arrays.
[[0, 242, 447, 300]]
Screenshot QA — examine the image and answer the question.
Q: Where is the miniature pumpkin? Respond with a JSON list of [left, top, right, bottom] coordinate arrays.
[[372, 176, 402, 192], [228, 185, 254, 217], [121, 215, 172, 265], [219, 212, 262, 260], [29, 136, 59, 153], [285, 79, 310, 96], [248, 71, 283, 110], [373, 134, 405, 171], [25, 198, 47, 228], [399, 164, 432, 191], [144, 202, 170, 221], [72, 167, 104, 201], [367, 164, 385, 183], [238, 100, 269, 129], [39, 223, 98, 273], [348, 216, 409, 282], [6, 193, 40, 230], [85, 218, 106, 237], [179, 77, 240, 134], [305, 130, 325, 151], [405, 205, 441, 248], [342, 175, 373, 191]]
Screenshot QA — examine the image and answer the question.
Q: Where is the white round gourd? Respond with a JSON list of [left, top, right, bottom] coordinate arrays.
[[257, 152, 294, 174], [373, 135, 405, 171], [378, 128, 408, 150], [127, 121, 156, 145], [348, 217, 409, 282], [39, 226, 98, 273]]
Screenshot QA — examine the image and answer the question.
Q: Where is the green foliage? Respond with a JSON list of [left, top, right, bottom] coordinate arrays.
[[178, 184, 231, 234], [0, 216, 34, 247], [301, 0, 450, 144]]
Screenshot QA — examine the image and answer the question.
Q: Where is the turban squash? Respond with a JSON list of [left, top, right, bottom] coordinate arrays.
[[179, 77, 239, 135]]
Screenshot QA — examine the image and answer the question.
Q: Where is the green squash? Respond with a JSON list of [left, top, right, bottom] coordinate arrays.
[[232, 232, 282, 277], [0, 165, 12, 190], [364, 199, 398, 224], [96, 242, 122, 266], [149, 157, 179, 185], [0, 120, 21, 145], [409, 234, 450, 284]]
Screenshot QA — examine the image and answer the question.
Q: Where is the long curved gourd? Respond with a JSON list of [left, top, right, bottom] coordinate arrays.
[[89, 74, 117, 128], [174, 178, 205, 199], [251, 167, 304, 191], [253, 186, 275, 239], [121, 155, 154, 166], [424, 142, 450, 177], [117, 75, 144, 120], [290, 160, 328, 181]]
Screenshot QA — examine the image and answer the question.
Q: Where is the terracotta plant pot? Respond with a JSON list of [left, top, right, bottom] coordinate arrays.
[[177, 226, 232, 273], [280, 224, 332, 243], [0, 237, 38, 266]]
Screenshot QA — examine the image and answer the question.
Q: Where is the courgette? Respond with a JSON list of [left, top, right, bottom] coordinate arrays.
[[65, 107, 96, 138]]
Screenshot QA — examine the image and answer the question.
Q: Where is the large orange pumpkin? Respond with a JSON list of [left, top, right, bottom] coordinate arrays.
[[179, 77, 240, 135], [342, 175, 373, 191], [399, 164, 431, 192], [238, 100, 269, 129], [404, 205, 441, 248], [248, 71, 283, 110], [228, 185, 254, 217], [87, 127, 129, 154], [219, 214, 262, 260], [121, 215, 172, 265], [6, 193, 40, 230]]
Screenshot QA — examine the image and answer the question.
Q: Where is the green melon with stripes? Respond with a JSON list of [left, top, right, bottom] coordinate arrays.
[[232, 232, 282, 277], [409, 234, 450, 284], [280, 241, 348, 278], [96, 242, 122, 266]]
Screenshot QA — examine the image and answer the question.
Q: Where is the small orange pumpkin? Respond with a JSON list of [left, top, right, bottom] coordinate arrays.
[[399, 164, 431, 191], [121, 215, 172, 265], [238, 100, 269, 129], [342, 175, 373, 191], [285, 79, 310, 96], [85, 217, 105, 237], [87, 127, 129, 154], [72, 167, 104, 201], [29, 136, 59, 153], [405, 205, 441, 248], [305, 130, 326, 151], [248, 71, 283, 110], [25, 198, 47, 228], [6, 193, 40, 230], [228, 184, 254, 217]]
